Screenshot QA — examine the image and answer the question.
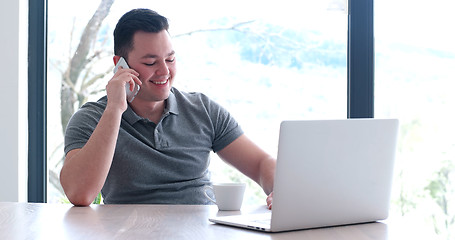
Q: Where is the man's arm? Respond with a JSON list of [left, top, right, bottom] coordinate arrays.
[[60, 66, 140, 206], [60, 106, 123, 206], [217, 134, 276, 197]]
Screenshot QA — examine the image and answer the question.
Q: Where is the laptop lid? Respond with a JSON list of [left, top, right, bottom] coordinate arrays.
[[209, 119, 399, 232], [270, 119, 399, 232]]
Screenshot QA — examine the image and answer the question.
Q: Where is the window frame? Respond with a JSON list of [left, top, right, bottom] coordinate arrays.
[[28, 0, 47, 202], [28, 0, 374, 202], [348, 0, 374, 118]]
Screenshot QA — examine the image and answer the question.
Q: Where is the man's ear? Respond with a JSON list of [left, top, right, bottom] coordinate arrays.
[[113, 55, 121, 65]]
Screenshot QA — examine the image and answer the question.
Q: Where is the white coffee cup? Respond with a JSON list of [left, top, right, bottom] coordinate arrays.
[[204, 183, 246, 211]]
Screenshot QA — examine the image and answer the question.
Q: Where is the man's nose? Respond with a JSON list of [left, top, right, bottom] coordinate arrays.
[[156, 61, 170, 75]]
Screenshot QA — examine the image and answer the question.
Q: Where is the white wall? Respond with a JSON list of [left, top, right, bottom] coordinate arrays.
[[0, 0, 28, 202]]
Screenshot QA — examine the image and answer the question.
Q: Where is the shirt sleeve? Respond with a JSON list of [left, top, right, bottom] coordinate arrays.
[[64, 101, 105, 155], [203, 96, 244, 152]]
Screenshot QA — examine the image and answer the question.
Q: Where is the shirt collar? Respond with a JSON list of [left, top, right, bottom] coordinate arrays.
[[123, 89, 179, 125], [166, 88, 179, 115]]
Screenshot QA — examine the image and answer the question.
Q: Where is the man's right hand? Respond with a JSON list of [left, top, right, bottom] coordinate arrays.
[[106, 66, 141, 112]]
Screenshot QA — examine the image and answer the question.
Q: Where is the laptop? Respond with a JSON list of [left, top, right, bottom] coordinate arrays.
[[209, 118, 399, 232]]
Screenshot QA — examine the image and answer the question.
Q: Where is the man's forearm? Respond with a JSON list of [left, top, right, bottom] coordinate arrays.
[[259, 156, 276, 195]]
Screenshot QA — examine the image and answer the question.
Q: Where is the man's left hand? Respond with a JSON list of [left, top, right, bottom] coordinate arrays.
[[266, 192, 273, 210]]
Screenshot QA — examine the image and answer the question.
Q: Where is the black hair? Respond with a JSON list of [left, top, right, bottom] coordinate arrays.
[[113, 8, 169, 58]]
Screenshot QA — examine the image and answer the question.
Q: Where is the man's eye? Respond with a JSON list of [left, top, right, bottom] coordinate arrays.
[[166, 58, 175, 63], [144, 63, 156, 66]]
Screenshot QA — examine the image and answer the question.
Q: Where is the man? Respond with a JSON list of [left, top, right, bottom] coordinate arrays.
[[60, 8, 275, 208]]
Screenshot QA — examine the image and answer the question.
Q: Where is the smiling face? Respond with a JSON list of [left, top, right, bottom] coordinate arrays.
[[126, 30, 176, 102]]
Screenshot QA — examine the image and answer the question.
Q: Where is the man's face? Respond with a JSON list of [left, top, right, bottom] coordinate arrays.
[[127, 30, 176, 102]]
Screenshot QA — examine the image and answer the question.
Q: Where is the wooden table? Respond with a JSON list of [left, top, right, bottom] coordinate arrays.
[[0, 202, 434, 239]]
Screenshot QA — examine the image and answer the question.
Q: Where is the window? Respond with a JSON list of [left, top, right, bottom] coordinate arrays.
[[375, 0, 455, 238], [46, 0, 348, 204]]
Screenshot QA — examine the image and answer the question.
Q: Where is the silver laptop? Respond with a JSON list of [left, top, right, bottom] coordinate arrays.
[[209, 119, 399, 232]]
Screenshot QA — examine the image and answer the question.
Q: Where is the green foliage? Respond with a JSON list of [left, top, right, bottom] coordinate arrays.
[[393, 170, 418, 216], [425, 160, 455, 239], [93, 192, 103, 204], [391, 119, 422, 216]]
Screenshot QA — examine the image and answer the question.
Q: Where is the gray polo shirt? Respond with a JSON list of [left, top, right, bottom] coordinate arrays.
[[64, 87, 243, 204]]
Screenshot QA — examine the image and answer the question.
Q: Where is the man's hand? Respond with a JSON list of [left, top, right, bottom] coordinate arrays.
[[106, 66, 141, 112], [266, 191, 273, 210]]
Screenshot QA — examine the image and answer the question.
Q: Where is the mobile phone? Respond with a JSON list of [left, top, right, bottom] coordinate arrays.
[[113, 57, 140, 103]]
